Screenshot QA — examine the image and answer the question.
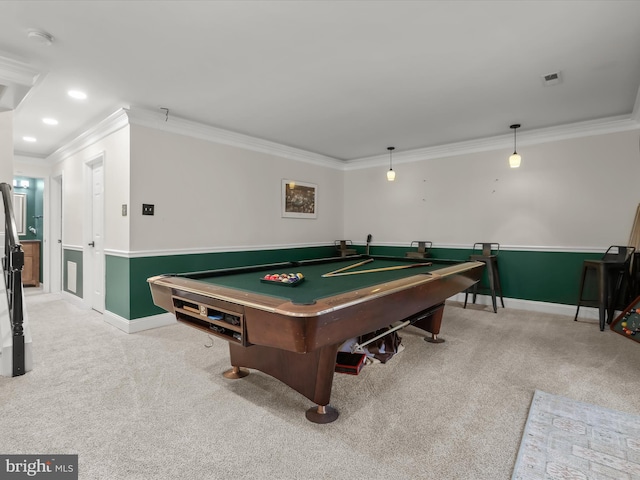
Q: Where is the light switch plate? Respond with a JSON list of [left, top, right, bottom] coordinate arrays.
[[142, 204, 154, 215]]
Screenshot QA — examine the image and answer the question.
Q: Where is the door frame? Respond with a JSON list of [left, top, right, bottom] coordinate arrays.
[[49, 173, 63, 293], [83, 153, 105, 313]]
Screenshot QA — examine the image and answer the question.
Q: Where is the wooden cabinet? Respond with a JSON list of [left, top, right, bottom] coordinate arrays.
[[21, 240, 40, 287]]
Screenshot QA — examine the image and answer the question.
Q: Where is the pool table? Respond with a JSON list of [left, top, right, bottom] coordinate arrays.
[[148, 255, 483, 423]]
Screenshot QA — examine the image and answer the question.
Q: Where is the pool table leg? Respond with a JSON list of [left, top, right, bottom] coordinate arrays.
[[305, 404, 339, 424], [227, 342, 341, 423], [223, 366, 250, 379], [412, 304, 446, 343]]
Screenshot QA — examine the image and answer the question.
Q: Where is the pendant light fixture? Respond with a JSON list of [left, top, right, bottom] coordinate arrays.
[[509, 124, 521, 168], [387, 146, 396, 181]]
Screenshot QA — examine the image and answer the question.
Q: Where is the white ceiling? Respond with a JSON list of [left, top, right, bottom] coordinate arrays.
[[1, 0, 640, 162]]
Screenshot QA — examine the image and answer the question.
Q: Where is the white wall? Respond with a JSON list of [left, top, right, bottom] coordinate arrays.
[[129, 125, 344, 253], [344, 129, 640, 250], [0, 111, 12, 185], [53, 126, 131, 252], [13, 156, 52, 178], [0, 111, 13, 237]]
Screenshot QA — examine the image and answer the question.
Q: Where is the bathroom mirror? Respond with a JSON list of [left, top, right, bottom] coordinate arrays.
[[13, 193, 26, 236]]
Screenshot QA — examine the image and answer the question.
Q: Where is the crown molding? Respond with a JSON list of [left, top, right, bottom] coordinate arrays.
[[0, 54, 41, 110], [0, 55, 40, 87], [344, 114, 640, 170], [47, 109, 129, 164], [44, 104, 640, 171], [125, 107, 344, 169]]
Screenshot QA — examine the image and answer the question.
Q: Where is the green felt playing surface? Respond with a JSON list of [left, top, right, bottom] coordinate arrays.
[[190, 257, 450, 305]]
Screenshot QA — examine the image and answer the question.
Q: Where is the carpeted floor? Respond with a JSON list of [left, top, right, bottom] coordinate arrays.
[[1, 292, 640, 479], [512, 390, 640, 479]]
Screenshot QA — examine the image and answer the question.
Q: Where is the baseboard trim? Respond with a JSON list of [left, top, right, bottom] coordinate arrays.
[[448, 292, 599, 320], [104, 310, 176, 334], [60, 290, 89, 309], [0, 342, 33, 377]]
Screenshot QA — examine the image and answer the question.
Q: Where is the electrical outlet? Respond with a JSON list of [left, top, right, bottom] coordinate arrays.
[[122, 204, 127, 216], [142, 204, 154, 216]]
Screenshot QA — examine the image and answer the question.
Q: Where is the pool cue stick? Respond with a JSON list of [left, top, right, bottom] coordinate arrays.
[[351, 320, 411, 353], [366, 234, 372, 256], [322, 258, 374, 277], [325, 262, 432, 277]]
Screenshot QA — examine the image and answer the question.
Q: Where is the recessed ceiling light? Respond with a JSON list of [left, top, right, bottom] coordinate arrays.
[[42, 118, 58, 125], [23, 136, 37, 142], [68, 90, 87, 100]]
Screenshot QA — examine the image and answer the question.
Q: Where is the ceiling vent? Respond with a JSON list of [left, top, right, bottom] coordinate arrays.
[[541, 71, 562, 87]]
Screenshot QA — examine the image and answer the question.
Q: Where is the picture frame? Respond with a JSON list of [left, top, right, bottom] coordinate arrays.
[[281, 180, 317, 219]]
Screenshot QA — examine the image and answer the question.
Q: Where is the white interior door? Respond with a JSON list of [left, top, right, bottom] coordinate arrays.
[[50, 175, 63, 293], [89, 163, 104, 313]]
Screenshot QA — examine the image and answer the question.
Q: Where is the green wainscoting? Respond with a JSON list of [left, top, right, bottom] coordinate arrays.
[[105, 245, 602, 321], [105, 255, 130, 319], [367, 245, 602, 306], [106, 245, 338, 320], [63, 249, 83, 298]]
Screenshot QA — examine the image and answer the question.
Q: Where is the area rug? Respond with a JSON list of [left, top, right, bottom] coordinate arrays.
[[512, 390, 640, 480]]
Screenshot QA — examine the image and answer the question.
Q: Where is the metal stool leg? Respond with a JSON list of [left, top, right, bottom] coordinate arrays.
[[486, 260, 497, 313], [574, 264, 589, 321], [493, 258, 505, 308], [597, 263, 607, 331]]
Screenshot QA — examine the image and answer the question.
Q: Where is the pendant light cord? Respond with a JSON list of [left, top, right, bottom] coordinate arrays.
[[510, 124, 520, 154]]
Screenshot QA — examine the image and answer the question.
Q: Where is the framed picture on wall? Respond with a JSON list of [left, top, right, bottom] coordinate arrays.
[[281, 180, 317, 219]]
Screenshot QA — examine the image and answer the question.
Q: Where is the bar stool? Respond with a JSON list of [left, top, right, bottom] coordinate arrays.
[[335, 240, 357, 257], [574, 245, 634, 331], [405, 241, 432, 259], [464, 243, 504, 313]]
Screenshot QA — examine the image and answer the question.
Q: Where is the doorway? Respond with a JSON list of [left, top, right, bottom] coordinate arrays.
[[84, 155, 105, 313], [50, 174, 63, 293]]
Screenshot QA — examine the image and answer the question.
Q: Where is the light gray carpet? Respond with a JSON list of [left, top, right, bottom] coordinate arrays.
[[1, 292, 640, 479], [512, 390, 640, 480]]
